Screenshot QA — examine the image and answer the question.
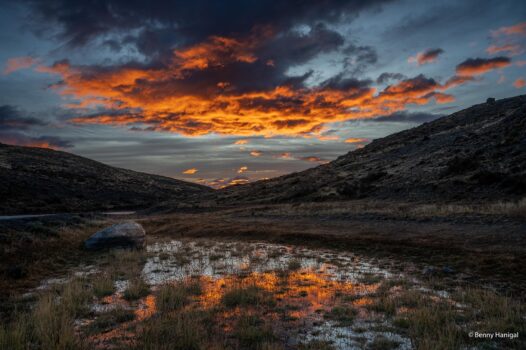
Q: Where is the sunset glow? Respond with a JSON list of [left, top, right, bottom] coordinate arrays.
[[1, 1, 524, 185]]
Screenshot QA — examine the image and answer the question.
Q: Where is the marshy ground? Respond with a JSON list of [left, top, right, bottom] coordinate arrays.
[[1, 201, 525, 349]]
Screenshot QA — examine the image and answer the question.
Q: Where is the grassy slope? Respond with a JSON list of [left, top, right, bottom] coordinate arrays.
[[0, 143, 212, 214]]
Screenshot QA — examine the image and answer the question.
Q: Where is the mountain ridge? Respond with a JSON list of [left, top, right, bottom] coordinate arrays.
[[213, 95, 526, 204], [0, 143, 212, 215]]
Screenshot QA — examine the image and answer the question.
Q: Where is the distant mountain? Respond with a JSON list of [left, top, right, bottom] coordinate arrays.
[[0, 144, 212, 214], [215, 95, 526, 204]]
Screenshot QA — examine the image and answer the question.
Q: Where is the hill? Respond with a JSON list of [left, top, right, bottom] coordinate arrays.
[[215, 95, 526, 204], [0, 144, 212, 214]]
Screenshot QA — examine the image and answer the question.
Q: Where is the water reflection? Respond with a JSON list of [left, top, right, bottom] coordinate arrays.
[[86, 239, 412, 349]]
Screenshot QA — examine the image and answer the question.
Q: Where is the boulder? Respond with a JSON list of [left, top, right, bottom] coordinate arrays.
[[84, 222, 146, 250]]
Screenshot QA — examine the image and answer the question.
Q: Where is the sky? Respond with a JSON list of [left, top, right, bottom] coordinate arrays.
[[0, 0, 525, 188]]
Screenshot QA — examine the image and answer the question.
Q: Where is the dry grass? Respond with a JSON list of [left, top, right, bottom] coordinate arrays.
[[123, 277, 150, 301], [234, 315, 275, 348], [157, 279, 202, 313], [222, 284, 275, 308], [86, 307, 135, 335], [0, 216, 108, 301], [136, 310, 213, 350], [369, 282, 526, 349], [0, 276, 93, 350], [245, 198, 526, 219], [92, 272, 116, 298]]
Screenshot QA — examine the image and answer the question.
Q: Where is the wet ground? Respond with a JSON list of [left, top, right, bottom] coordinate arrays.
[[20, 234, 523, 350], [32, 239, 469, 349]]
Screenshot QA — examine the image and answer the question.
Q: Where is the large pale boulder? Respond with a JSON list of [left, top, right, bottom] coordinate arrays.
[[84, 222, 146, 250]]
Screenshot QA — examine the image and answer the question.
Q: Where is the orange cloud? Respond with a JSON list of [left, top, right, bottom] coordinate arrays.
[[182, 168, 198, 174], [408, 49, 444, 65], [250, 150, 262, 157], [33, 34, 461, 138], [238, 166, 248, 173], [442, 75, 475, 89], [514, 78, 526, 89], [234, 139, 248, 145], [486, 44, 523, 56], [174, 35, 258, 74], [276, 152, 292, 159], [455, 57, 511, 77], [3, 56, 38, 74], [299, 156, 328, 164], [344, 137, 368, 144], [317, 135, 339, 141], [227, 178, 250, 186], [492, 22, 526, 37]]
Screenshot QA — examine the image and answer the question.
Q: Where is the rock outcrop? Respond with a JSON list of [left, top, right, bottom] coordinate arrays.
[[84, 222, 146, 250]]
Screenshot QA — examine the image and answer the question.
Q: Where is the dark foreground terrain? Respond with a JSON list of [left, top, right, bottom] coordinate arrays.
[[0, 205, 525, 349]]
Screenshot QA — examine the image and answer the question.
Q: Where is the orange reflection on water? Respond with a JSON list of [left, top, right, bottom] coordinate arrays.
[[135, 294, 157, 321]]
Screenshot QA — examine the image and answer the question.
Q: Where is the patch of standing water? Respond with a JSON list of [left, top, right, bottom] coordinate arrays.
[[140, 239, 413, 349], [143, 240, 392, 285]]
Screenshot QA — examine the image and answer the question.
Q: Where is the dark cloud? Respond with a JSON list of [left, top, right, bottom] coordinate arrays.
[[20, 0, 392, 55], [0, 105, 46, 130], [320, 74, 372, 90], [455, 57, 511, 76], [376, 72, 406, 84], [341, 43, 378, 75], [0, 104, 72, 149], [0, 131, 73, 149], [409, 48, 444, 65], [373, 111, 443, 123]]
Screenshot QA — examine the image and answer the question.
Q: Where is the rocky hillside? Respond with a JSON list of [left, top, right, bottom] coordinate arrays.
[[216, 95, 526, 204], [0, 144, 212, 214]]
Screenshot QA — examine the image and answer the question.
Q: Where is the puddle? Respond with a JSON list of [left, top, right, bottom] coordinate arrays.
[[68, 239, 419, 349]]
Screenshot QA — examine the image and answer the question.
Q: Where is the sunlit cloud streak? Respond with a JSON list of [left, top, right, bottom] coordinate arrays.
[[182, 168, 198, 174], [408, 48, 444, 65], [486, 44, 523, 56], [491, 22, 526, 37], [3, 56, 39, 75], [344, 137, 368, 144], [455, 57, 511, 76], [514, 78, 525, 88]]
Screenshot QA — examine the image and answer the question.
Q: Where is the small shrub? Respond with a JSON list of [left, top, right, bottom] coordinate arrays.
[[123, 278, 150, 301], [86, 307, 135, 334], [234, 315, 275, 348], [287, 259, 302, 271], [222, 285, 275, 308], [324, 306, 357, 326], [60, 278, 93, 318], [367, 335, 400, 350], [137, 310, 211, 350], [157, 284, 187, 312], [93, 273, 115, 298]]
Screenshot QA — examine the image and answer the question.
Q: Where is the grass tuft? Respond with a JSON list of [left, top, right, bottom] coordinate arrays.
[[222, 284, 275, 308], [123, 278, 150, 301]]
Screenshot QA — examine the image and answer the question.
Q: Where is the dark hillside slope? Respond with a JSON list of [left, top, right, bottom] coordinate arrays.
[[216, 95, 526, 204], [0, 144, 212, 214]]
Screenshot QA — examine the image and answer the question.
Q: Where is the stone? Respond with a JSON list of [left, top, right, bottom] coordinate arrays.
[[442, 266, 455, 274], [6, 265, 27, 279], [84, 222, 146, 250], [422, 266, 437, 276]]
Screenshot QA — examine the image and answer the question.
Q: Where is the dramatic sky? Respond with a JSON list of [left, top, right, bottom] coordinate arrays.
[[1, 0, 525, 187]]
